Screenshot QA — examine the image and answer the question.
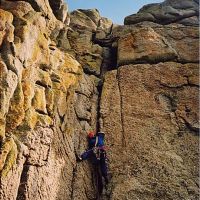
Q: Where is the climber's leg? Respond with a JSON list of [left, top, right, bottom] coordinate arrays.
[[100, 156, 108, 184]]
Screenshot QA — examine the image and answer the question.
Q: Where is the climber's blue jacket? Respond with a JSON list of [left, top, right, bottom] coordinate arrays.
[[88, 132, 105, 149], [80, 132, 108, 182]]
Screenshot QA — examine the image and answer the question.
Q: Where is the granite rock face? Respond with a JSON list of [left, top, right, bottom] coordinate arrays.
[[115, 24, 199, 66], [124, 0, 199, 26], [0, 0, 199, 200], [100, 63, 199, 200], [0, 1, 99, 200], [117, 27, 178, 66]]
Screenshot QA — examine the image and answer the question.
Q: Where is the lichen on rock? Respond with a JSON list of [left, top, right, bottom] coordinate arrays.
[[0, 136, 18, 177]]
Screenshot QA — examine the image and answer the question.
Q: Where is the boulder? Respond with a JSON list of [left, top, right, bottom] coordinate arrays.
[[70, 10, 97, 32], [68, 30, 93, 54], [57, 27, 71, 50], [99, 17, 113, 34], [22, 0, 54, 17], [124, 0, 199, 25], [117, 27, 178, 66], [114, 24, 199, 64], [6, 82, 25, 132], [0, 1, 34, 18], [0, 8, 14, 46], [78, 9, 101, 25], [49, 0, 68, 22]]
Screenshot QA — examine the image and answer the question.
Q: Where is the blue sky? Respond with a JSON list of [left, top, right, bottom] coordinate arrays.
[[66, 0, 163, 24]]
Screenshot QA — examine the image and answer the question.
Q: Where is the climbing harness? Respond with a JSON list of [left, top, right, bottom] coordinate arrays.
[[93, 136, 107, 160], [93, 136, 101, 160]]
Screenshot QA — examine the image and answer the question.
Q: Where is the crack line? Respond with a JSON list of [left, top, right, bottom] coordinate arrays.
[[116, 68, 126, 147]]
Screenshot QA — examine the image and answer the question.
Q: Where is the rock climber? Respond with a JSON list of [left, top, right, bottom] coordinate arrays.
[[77, 131, 109, 185]]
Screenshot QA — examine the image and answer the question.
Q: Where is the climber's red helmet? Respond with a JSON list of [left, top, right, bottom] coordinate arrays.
[[88, 131, 95, 138]]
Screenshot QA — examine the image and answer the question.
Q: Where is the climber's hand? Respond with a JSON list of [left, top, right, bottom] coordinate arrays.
[[76, 154, 83, 162]]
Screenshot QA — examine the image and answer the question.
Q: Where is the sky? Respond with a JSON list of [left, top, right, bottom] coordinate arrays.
[[66, 0, 163, 25]]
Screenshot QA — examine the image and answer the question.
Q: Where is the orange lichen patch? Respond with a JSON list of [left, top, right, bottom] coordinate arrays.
[[18, 108, 38, 131], [57, 52, 82, 91], [45, 88, 54, 115], [22, 67, 37, 111], [32, 85, 47, 114], [0, 9, 14, 45], [0, 9, 13, 30], [0, 1, 33, 18], [37, 114, 53, 127], [0, 31, 6, 47], [6, 83, 25, 132], [22, 81, 35, 111], [30, 32, 50, 66], [14, 19, 50, 66], [0, 137, 17, 177], [37, 69, 52, 88], [0, 114, 6, 142]]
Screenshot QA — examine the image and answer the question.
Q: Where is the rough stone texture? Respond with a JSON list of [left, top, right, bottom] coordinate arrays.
[[66, 9, 109, 78], [114, 24, 199, 64], [49, 0, 68, 22], [0, 0, 199, 200], [117, 27, 178, 66], [0, 1, 100, 199], [70, 10, 97, 32], [78, 9, 101, 26], [100, 63, 199, 200], [124, 0, 199, 26], [77, 53, 103, 76]]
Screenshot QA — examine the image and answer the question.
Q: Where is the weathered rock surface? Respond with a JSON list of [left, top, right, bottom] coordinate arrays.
[[49, 0, 68, 22], [70, 10, 97, 32], [67, 8, 113, 77], [0, 0, 199, 200], [124, 0, 199, 26], [0, 1, 99, 199], [100, 63, 199, 200], [114, 23, 199, 65], [117, 27, 178, 66]]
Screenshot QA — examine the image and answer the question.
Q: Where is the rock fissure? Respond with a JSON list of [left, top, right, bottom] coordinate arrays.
[[158, 81, 199, 89], [35, 81, 51, 89], [180, 116, 199, 134], [70, 167, 77, 200], [160, 13, 198, 26], [16, 164, 29, 200], [116, 69, 126, 148]]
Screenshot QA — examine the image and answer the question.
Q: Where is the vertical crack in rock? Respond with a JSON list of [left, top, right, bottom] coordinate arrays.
[[116, 69, 126, 147], [16, 164, 29, 200], [96, 81, 103, 132], [70, 167, 77, 200]]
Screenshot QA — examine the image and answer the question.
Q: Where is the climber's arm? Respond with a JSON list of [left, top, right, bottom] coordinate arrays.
[[80, 149, 93, 160]]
